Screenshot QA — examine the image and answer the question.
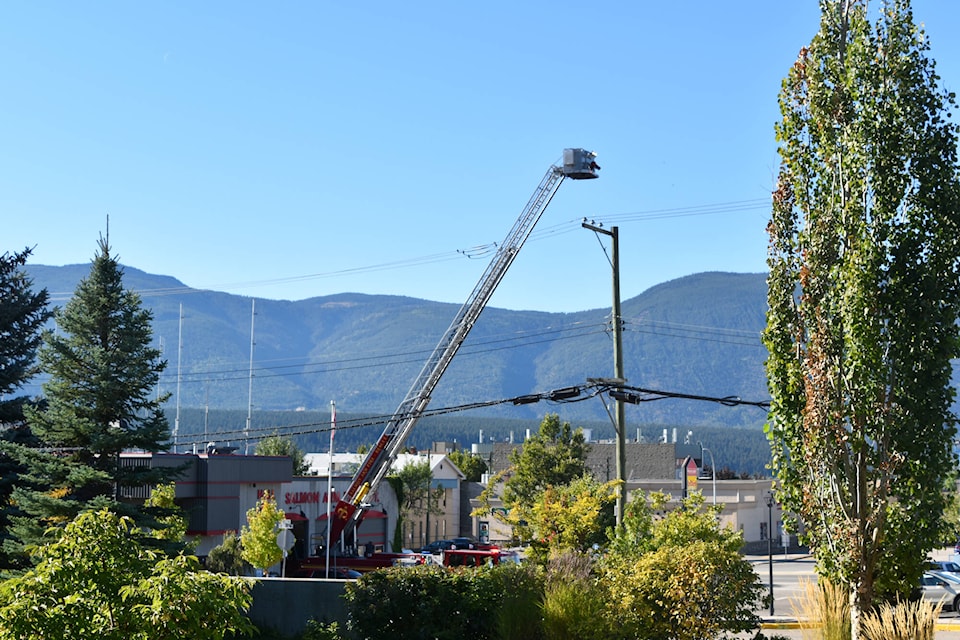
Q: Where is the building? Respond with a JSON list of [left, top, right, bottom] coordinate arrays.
[[465, 439, 785, 549], [120, 450, 293, 557], [391, 452, 466, 550]]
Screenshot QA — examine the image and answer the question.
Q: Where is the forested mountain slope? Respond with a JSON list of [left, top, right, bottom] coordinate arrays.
[[27, 265, 771, 432]]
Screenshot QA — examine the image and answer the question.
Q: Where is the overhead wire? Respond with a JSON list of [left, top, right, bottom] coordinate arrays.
[[43, 198, 770, 303], [156, 320, 611, 385], [172, 379, 769, 449]]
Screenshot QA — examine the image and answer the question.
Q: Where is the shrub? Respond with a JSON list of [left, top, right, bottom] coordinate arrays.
[[601, 540, 763, 640], [302, 620, 344, 640], [488, 563, 544, 640], [540, 551, 609, 640], [792, 578, 850, 640], [343, 563, 543, 640], [860, 599, 940, 640]]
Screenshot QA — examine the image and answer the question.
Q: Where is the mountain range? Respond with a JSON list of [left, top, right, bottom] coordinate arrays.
[[25, 265, 772, 433]]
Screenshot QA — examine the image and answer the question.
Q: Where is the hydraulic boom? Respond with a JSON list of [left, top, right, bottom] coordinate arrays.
[[328, 149, 599, 546]]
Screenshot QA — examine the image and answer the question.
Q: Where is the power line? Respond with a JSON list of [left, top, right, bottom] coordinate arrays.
[[157, 321, 611, 385], [44, 198, 771, 303], [173, 379, 770, 449]]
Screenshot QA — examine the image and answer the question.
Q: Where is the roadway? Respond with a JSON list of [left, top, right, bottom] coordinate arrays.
[[742, 549, 960, 639]]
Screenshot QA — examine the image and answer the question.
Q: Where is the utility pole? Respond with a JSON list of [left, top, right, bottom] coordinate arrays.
[[582, 222, 626, 525]]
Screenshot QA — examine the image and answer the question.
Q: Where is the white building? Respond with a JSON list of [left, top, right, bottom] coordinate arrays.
[[390, 452, 466, 549]]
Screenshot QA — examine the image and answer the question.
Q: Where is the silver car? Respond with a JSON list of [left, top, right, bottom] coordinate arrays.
[[920, 572, 960, 612]]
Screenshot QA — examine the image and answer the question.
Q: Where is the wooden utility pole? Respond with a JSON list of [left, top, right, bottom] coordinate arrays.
[[582, 222, 626, 525]]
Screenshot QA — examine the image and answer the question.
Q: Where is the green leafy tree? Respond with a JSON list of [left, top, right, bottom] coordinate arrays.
[[240, 490, 284, 574], [764, 0, 960, 632], [504, 415, 588, 507], [389, 459, 441, 548], [144, 482, 189, 544], [447, 448, 487, 482], [478, 414, 589, 536], [600, 493, 763, 640], [5, 238, 179, 561], [524, 476, 617, 562], [0, 508, 254, 640], [255, 433, 308, 475]]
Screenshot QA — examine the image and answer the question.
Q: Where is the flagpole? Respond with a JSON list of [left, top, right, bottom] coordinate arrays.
[[325, 400, 336, 578]]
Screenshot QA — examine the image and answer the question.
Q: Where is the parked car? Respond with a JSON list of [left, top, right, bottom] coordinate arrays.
[[420, 539, 455, 554], [919, 572, 960, 611], [926, 559, 960, 575], [450, 537, 477, 550]]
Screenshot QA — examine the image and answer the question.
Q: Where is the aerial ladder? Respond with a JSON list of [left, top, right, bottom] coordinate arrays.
[[327, 148, 600, 546]]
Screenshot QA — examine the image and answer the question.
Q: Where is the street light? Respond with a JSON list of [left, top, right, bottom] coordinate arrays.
[[766, 491, 775, 616]]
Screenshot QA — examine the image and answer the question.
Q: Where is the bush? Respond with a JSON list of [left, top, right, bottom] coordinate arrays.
[[302, 620, 344, 640], [860, 599, 940, 640], [540, 551, 609, 640], [343, 563, 543, 640], [792, 578, 849, 640], [488, 564, 544, 640], [601, 541, 763, 640]]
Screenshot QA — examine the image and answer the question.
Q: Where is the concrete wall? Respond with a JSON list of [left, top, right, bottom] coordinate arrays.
[[247, 578, 349, 637]]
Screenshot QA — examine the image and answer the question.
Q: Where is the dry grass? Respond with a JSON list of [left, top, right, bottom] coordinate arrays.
[[792, 578, 850, 640], [791, 577, 941, 640], [860, 599, 941, 640]]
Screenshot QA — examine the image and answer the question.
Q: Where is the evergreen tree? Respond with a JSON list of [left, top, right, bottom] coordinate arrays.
[[0, 247, 51, 421], [764, 0, 960, 634], [5, 238, 178, 560], [0, 247, 51, 571]]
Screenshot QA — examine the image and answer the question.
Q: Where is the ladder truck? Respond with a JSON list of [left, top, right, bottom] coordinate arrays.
[[327, 148, 600, 547]]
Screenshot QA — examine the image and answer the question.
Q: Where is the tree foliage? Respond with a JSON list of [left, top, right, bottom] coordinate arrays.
[[205, 531, 249, 576], [0, 509, 253, 640], [524, 476, 617, 562], [255, 433, 308, 475], [0, 248, 51, 571], [0, 247, 50, 406], [503, 414, 588, 507], [388, 459, 442, 549], [764, 0, 960, 631], [599, 492, 764, 640], [144, 482, 189, 544], [477, 413, 590, 537], [447, 448, 487, 482], [240, 490, 284, 573], [5, 238, 178, 561]]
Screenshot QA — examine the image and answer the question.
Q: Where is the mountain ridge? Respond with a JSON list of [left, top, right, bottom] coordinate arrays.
[[25, 264, 772, 432]]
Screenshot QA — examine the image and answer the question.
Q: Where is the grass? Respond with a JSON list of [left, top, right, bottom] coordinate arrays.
[[792, 578, 850, 640], [860, 599, 940, 640]]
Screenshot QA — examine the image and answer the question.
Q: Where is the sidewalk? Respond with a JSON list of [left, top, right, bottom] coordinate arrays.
[[753, 618, 960, 639]]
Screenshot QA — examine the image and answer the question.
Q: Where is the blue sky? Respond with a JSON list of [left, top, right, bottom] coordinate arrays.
[[3, 2, 958, 313]]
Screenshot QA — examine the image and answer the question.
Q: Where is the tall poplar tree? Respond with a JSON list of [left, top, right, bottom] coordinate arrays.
[[764, 0, 960, 634], [5, 237, 178, 559]]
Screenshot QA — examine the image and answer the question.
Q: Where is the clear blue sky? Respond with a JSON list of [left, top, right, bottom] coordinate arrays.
[[3, 2, 958, 313]]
